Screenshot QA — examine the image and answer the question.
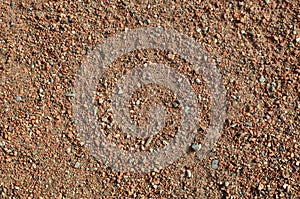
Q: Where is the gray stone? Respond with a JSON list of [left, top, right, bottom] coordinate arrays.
[[191, 143, 200, 151], [212, 159, 219, 169], [16, 96, 22, 102], [74, 162, 81, 168], [244, 122, 253, 127], [259, 76, 265, 83], [65, 93, 75, 97]]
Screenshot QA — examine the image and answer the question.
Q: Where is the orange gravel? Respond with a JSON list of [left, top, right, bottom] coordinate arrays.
[[0, 0, 299, 198]]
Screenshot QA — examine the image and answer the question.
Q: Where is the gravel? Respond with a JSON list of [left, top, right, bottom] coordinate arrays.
[[1, 0, 299, 198]]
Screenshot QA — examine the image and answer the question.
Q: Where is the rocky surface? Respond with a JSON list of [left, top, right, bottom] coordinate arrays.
[[0, 0, 299, 198]]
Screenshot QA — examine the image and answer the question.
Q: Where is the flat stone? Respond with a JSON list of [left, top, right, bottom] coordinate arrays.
[[244, 122, 253, 127], [65, 93, 75, 97]]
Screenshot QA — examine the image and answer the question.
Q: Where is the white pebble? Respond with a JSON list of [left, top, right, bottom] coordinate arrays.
[[186, 170, 192, 178], [74, 162, 81, 168], [66, 147, 71, 154], [259, 76, 265, 83]]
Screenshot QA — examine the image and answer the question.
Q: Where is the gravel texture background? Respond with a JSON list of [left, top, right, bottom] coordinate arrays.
[[0, 0, 299, 198]]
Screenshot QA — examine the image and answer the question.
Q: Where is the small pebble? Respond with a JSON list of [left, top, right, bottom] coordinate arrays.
[[186, 169, 192, 178], [265, 0, 270, 4], [195, 78, 201, 84], [74, 162, 81, 168], [16, 96, 22, 102], [244, 122, 253, 127], [66, 147, 71, 154], [267, 142, 271, 147], [118, 89, 123, 95], [258, 183, 264, 191], [0, 141, 5, 147], [212, 159, 219, 169], [122, 1, 129, 6], [65, 93, 75, 97], [167, 53, 175, 60], [296, 38, 300, 43], [191, 143, 200, 151], [259, 76, 265, 83], [98, 98, 104, 105]]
